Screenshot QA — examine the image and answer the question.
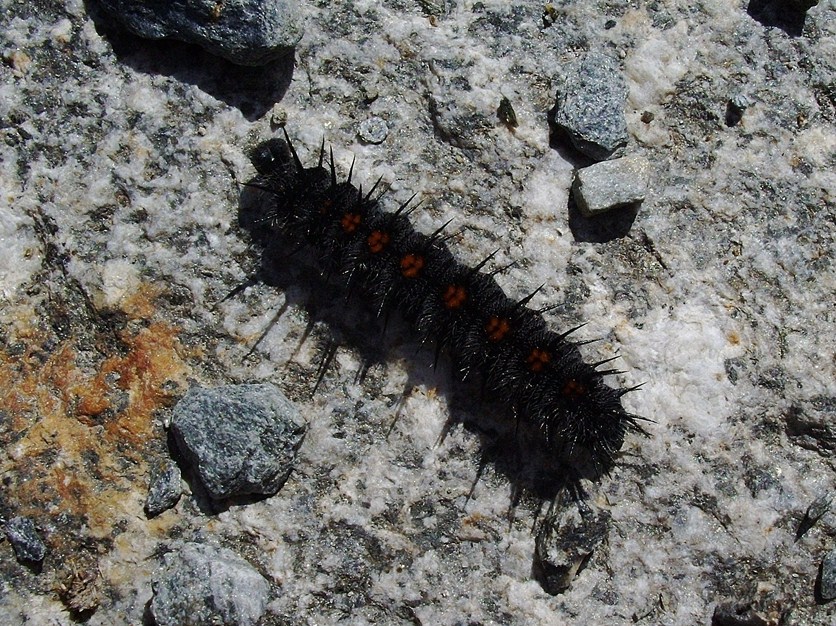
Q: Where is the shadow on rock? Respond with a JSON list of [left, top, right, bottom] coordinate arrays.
[[84, 0, 295, 120], [747, 0, 818, 37]]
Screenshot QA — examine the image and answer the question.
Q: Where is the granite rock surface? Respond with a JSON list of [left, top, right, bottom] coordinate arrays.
[[150, 542, 271, 626], [0, 0, 834, 624]]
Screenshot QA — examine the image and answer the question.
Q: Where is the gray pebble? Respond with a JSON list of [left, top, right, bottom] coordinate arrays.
[[534, 503, 611, 595], [726, 93, 751, 127], [269, 105, 288, 129], [807, 494, 832, 521], [170, 383, 306, 500], [144, 461, 183, 517], [95, 0, 304, 66], [796, 493, 832, 539], [820, 549, 836, 601], [151, 542, 270, 626], [358, 117, 389, 144], [4, 516, 46, 563], [572, 155, 650, 217], [554, 52, 628, 160], [730, 93, 752, 111]]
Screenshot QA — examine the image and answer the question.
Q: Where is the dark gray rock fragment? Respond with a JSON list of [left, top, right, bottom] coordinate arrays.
[[533, 503, 611, 595], [796, 493, 831, 539], [151, 542, 270, 626], [95, 0, 304, 66], [784, 397, 836, 455], [711, 601, 771, 625], [554, 52, 628, 160], [806, 493, 833, 522], [145, 461, 183, 517], [4, 516, 46, 563], [820, 549, 836, 601], [725, 93, 751, 127], [497, 95, 519, 129], [170, 383, 306, 500]]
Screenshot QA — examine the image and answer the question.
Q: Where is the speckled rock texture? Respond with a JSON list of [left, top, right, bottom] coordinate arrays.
[[572, 154, 650, 216], [144, 460, 182, 517], [534, 501, 611, 595], [150, 542, 271, 626], [1, 0, 834, 624], [94, 0, 304, 65], [554, 51, 629, 160], [820, 549, 836, 601], [170, 383, 306, 500]]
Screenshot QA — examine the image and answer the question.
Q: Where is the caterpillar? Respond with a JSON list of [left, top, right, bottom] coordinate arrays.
[[239, 129, 646, 478]]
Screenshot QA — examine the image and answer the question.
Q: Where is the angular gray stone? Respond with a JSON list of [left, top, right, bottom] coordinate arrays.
[[144, 461, 183, 517], [170, 383, 306, 500], [821, 549, 836, 601], [554, 52, 628, 160], [96, 0, 304, 66], [725, 93, 751, 127], [4, 516, 46, 563], [151, 542, 270, 626], [572, 155, 650, 217], [796, 493, 833, 539], [806, 493, 832, 521]]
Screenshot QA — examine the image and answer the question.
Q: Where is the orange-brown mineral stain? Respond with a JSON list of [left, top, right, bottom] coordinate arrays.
[[0, 285, 192, 540]]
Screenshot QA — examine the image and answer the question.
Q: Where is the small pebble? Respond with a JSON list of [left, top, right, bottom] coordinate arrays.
[[145, 461, 183, 517], [170, 383, 306, 500], [820, 549, 836, 601], [572, 155, 650, 217], [497, 96, 519, 129], [725, 93, 751, 127], [554, 52, 628, 160], [4, 516, 46, 563], [358, 117, 389, 144], [270, 105, 288, 129]]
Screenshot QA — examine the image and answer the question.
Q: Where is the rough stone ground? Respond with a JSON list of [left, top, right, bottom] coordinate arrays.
[[0, 0, 834, 624]]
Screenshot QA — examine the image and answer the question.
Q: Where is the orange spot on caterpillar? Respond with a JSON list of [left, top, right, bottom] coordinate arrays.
[[367, 230, 390, 253], [525, 348, 550, 373], [442, 284, 467, 309], [484, 316, 510, 342], [341, 212, 361, 233], [562, 379, 587, 399], [400, 253, 424, 278]]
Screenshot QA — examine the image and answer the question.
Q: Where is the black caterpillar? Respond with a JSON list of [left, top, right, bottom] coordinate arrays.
[[239, 129, 646, 477]]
